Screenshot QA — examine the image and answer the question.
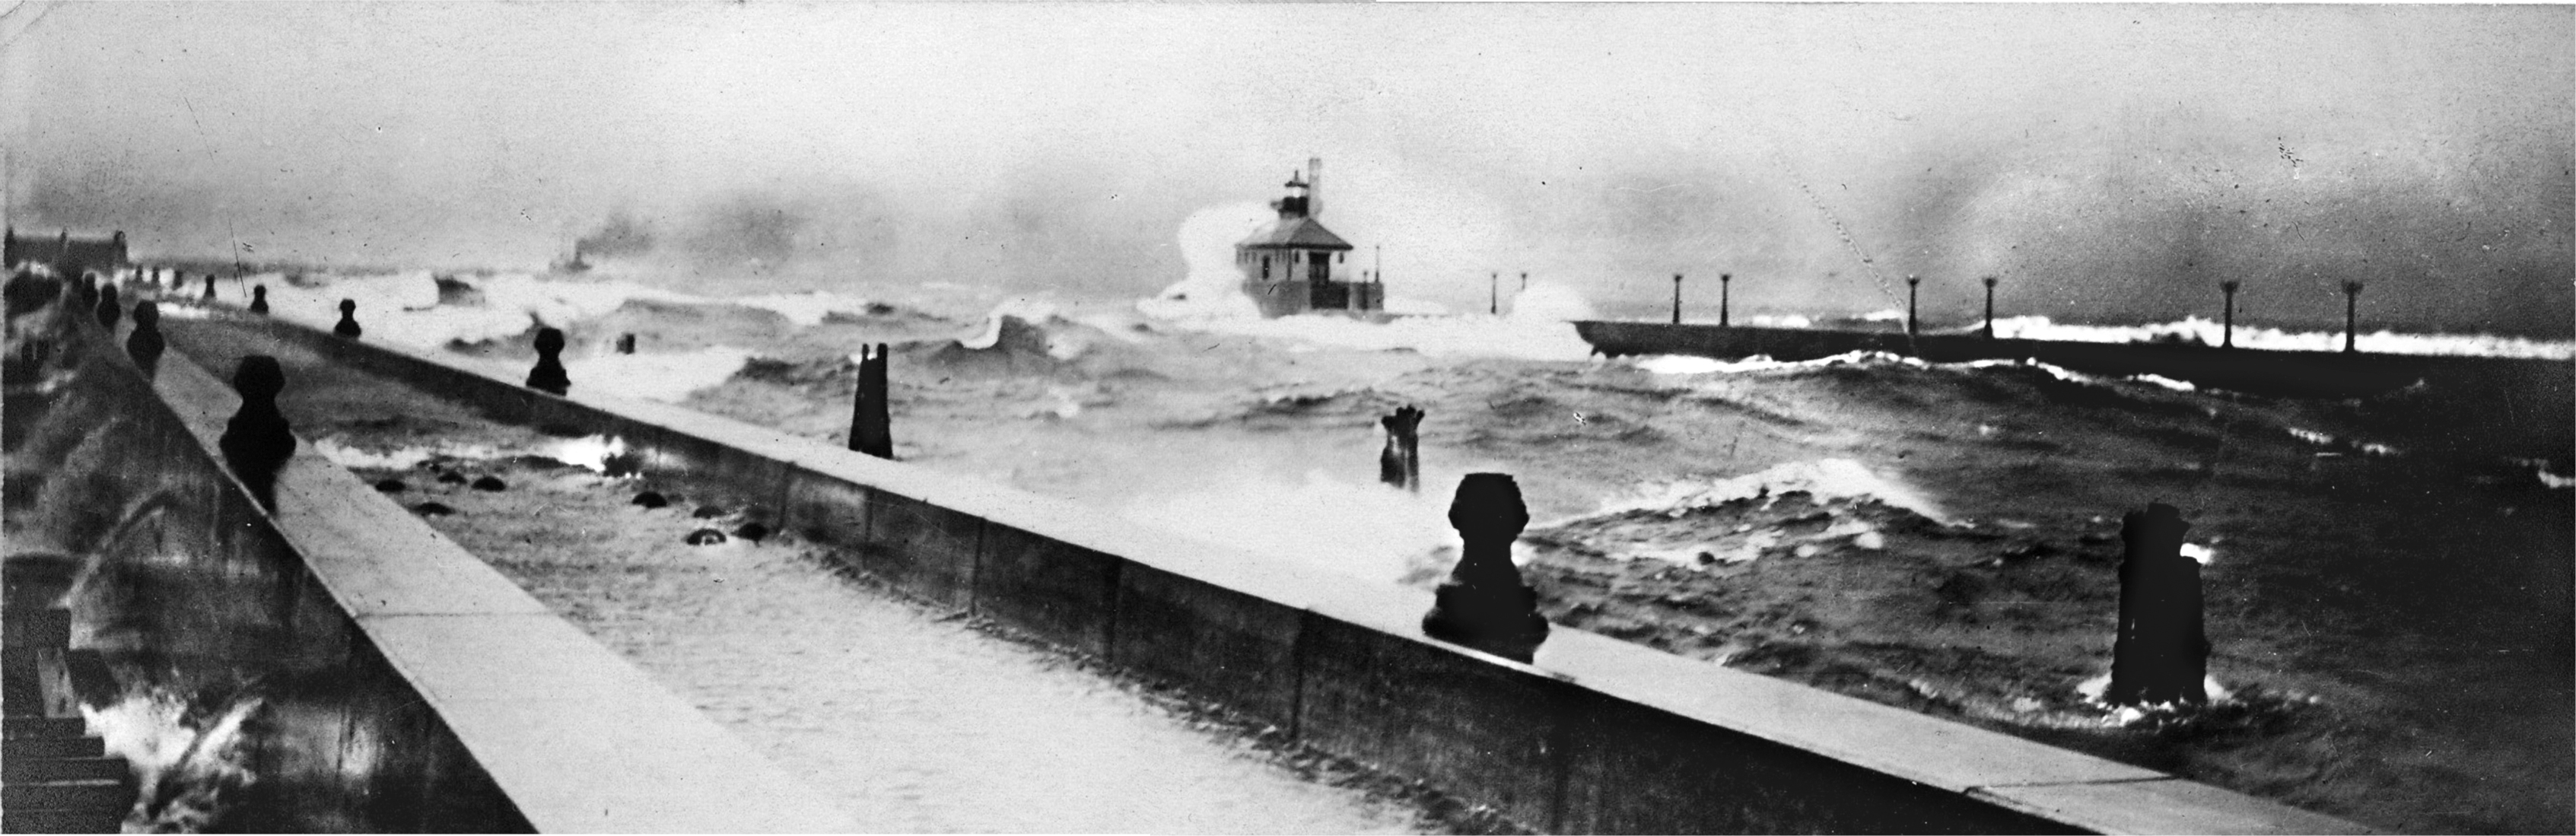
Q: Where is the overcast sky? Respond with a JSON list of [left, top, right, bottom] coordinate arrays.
[[5, 2, 2568, 332]]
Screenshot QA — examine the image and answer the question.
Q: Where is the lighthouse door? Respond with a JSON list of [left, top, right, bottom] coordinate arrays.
[[1308, 253, 1329, 283]]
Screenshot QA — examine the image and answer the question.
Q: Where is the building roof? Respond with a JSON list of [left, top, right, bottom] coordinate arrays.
[[1237, 217, 1353, 252]]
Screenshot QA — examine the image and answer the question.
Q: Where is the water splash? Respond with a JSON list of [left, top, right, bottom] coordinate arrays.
[[563, 346, 755, 402], [1135, 202, 1271, 321], [546, 434, 635, 475], [1983, 314, 2574, 360], [1122, 469, 1455, 585], [1588, 459, 1950, 526]]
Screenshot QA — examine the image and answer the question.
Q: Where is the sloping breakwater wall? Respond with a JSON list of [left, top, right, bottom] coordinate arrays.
[[1573, 320, 2574, 405], [6, 279, 849, 832], [211, 310, 2369, 834]]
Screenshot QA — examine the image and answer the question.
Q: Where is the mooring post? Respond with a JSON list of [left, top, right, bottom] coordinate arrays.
[[849, 342, 892, 459], [1422, 473, 1550, 663], [2341, 281, 2363, 354], [94, 284, 120, 332], [526, 327, 571, 396], [1981, 275, 2000, 339], [126, 301, 164, 379], [332, 299, 362, 339], [218, 355, 297, 510], [2105, 501, 2208, 707], [1906, 275, 1922, 336], [615, 333, 636, 354], [249, 284, 269, 316], [2220, 281, 2240, 348], [848, 345, 870, 453], [1671, 274, 1683, 325], [1719, 273, 1732, 328], [1379, 405, 1426, 492]]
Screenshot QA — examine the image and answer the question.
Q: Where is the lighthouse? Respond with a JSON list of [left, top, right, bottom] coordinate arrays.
[[1236, 158, 1379, 317]]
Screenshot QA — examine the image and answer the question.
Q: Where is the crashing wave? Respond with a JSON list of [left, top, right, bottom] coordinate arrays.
[[1982, 314, 2573, 361], [1585, 458, 1949, 525], [1631, 351, 1927, 375]]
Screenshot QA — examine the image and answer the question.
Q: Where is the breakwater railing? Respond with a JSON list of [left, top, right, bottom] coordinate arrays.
[[215, 310, 2368, 834], [8, 280, 851, 833]]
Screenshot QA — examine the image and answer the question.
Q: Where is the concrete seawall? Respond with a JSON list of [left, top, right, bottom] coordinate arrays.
[[8, 284, 850, 832], [218, 312, 2369, 834]]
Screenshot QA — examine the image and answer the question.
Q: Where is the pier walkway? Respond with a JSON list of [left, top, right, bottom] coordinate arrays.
[[160, 317, 1446, 834]]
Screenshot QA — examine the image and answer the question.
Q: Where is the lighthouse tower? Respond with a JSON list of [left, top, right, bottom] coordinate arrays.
[[1236, 158, 1378, 318]]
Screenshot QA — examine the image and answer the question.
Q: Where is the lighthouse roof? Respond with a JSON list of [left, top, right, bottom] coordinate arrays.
[[1237, 217, 1353, 252]]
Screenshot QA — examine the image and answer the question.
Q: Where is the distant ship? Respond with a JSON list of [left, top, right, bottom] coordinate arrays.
[[551, 241, 592, 275], [1237, 158, 1383, 318]]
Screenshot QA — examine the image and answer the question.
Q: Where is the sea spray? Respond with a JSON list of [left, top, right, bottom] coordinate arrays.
[[1983, 314, 2574, 360], [1585, 458, 1950, 526], [1136, 202, 1272, 320], [564, 346, 756, 402], [81, 685, 267, 831], [1503, 281, 1597, 323], [1142, 279, 1601, 362], [728, 291, 885, 327], [1121, 469, 1461, 585]]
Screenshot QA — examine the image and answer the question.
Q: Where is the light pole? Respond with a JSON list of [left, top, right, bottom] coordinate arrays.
[[2220, 280, 2240, 348], [1671, 274, 1683, 324], [2341, 280, 2363, 354], [1489, 272, 1499, 316], [1906, 275, 1922, 336], [1981, 275, 1999, 339], [1719, 273, 1733, 328]]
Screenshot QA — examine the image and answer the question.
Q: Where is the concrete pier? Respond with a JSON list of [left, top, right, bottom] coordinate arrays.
[[8, 275, 850, 831], [184, 307, 2369, 834]]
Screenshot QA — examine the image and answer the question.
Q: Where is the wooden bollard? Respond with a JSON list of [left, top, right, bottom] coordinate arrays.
[[218, 355, 297, 510], [525, 327, 570, 396], [94, 284, 120, 331], [126, 301, 165, 379], [249, 284, 269, 315], [848, 342, 892, 459], [1423, 473, 1550, 662], [2105, 501, 2209, 707], [1379, 405, 1425, 492], [332, 299, 361, 339]]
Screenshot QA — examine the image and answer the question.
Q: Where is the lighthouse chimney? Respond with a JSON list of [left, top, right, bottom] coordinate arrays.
[[1308, 157, 1323, 218]]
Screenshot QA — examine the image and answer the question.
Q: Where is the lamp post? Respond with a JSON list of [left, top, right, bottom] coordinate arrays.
[[1981, 275, 1999, 339], [2341, 281, 2363, 354], [1671, 274, 1683, 324], [1719, 273, 1733, 328], [2220, 280, 2240, 348], [1906, 275, 1922, 336], [1490, 272, 1499, 316]]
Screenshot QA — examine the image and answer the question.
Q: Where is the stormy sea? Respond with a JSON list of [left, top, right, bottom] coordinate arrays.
[[157, 205, 2574, 834]]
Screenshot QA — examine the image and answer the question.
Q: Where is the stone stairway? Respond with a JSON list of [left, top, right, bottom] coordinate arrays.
[[4, 589, 133, 832]]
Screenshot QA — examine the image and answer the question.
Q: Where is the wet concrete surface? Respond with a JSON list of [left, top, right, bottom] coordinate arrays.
[[161, 318, 1485, 834]]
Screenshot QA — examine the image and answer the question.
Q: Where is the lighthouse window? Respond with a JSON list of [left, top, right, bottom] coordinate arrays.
[[1261, 256, 1271, 278]]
